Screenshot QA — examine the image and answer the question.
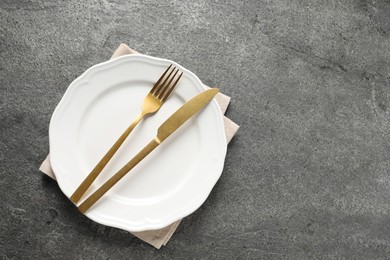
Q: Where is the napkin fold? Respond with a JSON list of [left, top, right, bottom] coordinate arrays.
[[40, 44, 239, 249]]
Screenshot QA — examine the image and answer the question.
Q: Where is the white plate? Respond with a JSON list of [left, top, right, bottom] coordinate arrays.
[[49, 54, 227, 232]]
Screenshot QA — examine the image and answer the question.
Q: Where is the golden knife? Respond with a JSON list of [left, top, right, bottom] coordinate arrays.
[[77, 88, 220, 213]]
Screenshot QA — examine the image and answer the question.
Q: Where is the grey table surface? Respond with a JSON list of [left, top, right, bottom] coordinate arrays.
[[1, 0, 390, 259]]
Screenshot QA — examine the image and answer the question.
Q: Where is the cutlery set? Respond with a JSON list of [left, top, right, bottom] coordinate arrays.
[[70, 65, 219, 213]]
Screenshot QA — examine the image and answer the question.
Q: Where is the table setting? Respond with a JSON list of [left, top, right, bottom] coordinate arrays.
[[3, 0, 390, 258], [39, 44, 239, 248]]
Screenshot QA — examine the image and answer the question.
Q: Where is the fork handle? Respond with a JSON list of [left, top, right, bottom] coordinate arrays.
[[78, 138, 161, 213], [70, 113, 145, 204]]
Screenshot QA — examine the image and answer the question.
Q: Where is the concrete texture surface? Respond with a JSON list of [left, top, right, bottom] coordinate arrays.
[[1, 0, 390, 259]]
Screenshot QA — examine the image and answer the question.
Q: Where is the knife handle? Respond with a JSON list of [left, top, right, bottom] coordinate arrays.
[[70, 114, 145, 204], [78, 137, 161, 213]]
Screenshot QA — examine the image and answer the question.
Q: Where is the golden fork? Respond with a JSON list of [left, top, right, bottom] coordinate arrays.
[[70, 65, 183, 204]]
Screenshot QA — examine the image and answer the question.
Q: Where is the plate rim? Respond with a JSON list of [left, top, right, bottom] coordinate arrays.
[[49, 54, 227, 231]]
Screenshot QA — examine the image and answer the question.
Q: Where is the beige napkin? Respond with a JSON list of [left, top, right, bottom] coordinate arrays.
[[39, 44, 239, 249]]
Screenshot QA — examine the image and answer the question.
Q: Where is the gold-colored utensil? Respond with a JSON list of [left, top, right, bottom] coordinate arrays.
[[70, 65, 183, 204], [78, 88, 219, 213]]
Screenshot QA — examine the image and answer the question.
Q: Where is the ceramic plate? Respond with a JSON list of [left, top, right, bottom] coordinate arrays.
[[49, 54, 227, 231]]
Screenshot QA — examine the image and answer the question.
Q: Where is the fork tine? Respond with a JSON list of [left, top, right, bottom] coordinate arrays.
[[150, 64, 172, 94], [154, 67, 177, 97], [160, 72, 183, 101], [157, 69, 179, 99]]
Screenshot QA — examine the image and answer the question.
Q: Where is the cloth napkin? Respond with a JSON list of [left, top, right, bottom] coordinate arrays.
[[39, 44, 239, 249]]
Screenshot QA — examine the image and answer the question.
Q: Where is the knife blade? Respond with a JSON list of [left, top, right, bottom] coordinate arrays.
[[78, 88, 219, 213]]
